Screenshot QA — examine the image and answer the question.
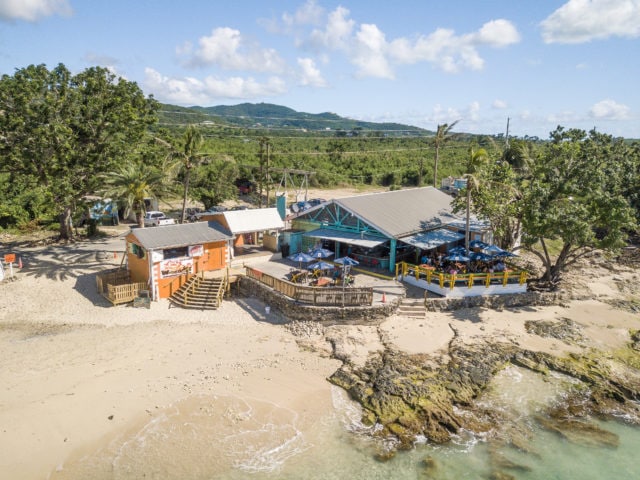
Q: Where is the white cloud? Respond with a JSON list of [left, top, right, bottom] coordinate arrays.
[[540, 0, 640, 44], [547, 110, 580, 123], [275, 5, 520, 78], [308, 5, 355, 50], [589, 99, 631, 119], [492, 99, 508, 109], [180, 27, 286, 73], [468, 101, 481, 121], [282, 0, 324, 28], [388, 19, 519, 73], [297, 57, 328, 86], [473, 19, 521, 46], [144, 68, 287, 105], [351, 23, 394, 78], [0, 0, 71, 22]]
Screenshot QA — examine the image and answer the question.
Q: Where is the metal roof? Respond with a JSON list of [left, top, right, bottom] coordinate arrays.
[[334, 187, 458, 238], [221, 208, 284, 234], [303, 227, 387, 248], [130, 221, 232, 250], [399, 228, 464, 250]]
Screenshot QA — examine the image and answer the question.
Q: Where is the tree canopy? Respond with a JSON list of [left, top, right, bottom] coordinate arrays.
[[0, 63, 158, 238]]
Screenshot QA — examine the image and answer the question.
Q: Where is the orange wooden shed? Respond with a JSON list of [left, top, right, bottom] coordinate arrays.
[[125, 221, 233, 300]]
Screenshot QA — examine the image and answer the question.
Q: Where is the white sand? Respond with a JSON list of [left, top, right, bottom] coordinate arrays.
[[1, 230, 638, 479]]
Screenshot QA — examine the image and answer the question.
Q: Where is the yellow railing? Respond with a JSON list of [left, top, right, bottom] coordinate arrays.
[[245, 267, 373, 306], [395, 262, 527, 289]]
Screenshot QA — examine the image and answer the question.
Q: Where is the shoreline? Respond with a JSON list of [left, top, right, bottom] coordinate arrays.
[[1, 234, 639, 478]]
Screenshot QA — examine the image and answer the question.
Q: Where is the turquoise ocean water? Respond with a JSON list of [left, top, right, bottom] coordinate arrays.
[[52, 366, 640, 480]]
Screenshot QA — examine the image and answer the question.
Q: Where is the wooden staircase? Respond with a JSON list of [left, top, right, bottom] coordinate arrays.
[[397, 297, 426, 319], [169, 275, 227, 310]]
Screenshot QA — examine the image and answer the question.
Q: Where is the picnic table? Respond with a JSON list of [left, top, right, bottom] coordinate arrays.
[[289, 270, 308, 283]]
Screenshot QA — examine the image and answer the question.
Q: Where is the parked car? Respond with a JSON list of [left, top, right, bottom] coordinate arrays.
[[206, 205, 227, 213], [290, 201, 311, 213], [143, 211, 175, 227], [307, 198, 326, 207], [185, 207, 203, 222], [235, 179, 256, 195]]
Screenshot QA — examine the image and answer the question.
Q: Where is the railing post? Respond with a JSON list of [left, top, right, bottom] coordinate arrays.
[[486, 273, 491, 287], [503, 271, 508, 286]]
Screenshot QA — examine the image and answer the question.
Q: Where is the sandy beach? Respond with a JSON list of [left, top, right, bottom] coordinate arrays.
[[1, 224, 639, 479]]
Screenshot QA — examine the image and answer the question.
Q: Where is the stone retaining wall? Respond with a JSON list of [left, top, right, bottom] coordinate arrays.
[[238, 276, 397, 324], [238, 276, 582, 322], [425, 290, 576, 311]]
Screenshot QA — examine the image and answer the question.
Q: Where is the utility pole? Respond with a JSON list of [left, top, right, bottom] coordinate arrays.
[[266, 141, 271, 207], [258, 136, 271, 208], [505, 117, 510, 150]]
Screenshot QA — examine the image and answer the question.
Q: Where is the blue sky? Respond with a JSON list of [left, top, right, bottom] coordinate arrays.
[[1, 0, 639, 138]]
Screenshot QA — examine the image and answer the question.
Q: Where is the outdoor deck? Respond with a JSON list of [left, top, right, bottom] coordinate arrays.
[[396, 262, 528, 298], [245, 266, 374, 306]]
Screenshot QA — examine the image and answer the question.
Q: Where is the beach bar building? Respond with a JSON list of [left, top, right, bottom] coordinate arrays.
[[125, 221, 233, 300], [289, 187, 489, 274]]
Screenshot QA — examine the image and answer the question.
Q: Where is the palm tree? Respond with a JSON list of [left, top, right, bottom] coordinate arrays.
[[433, 121, 460, 188], [463, 146, 489, 253], [101, 160, 168, 227], [157, 126, 206, 223]]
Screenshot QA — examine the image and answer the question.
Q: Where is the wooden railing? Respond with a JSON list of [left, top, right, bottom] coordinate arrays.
[[104, 281, 147, 305], [96, 268, 147, 305], [245, 267, 373, 306], [395, 262, 528, 289]]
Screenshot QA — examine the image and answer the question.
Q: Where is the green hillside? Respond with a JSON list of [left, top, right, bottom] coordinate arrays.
[[159, 102, 431, 136]]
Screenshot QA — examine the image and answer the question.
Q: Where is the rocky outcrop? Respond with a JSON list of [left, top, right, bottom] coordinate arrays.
[[328, 335, 640, 453], [328, 340, 519, 448]]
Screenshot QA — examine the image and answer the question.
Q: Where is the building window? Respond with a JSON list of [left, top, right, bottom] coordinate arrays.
[[129, 243, 146, 259], [163, 247, 188, 260]]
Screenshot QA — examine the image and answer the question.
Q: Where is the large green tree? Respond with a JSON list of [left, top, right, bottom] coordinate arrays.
[[521, 127, 637, 289], [190, 156, 239, 209], [0, 63, 158, 239]]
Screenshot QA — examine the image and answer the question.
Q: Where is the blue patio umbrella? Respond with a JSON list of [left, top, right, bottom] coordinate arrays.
[[334, 256, 359, 266], [470, 252, 493, 262], [307, 261, 334, 271], [484, 245, 504, 255], [470, 239, 489, 249], [288, 252, 315, 268], [493, 250, 518, 258], [444, 254, 470, 262], [308, 247, 334, 259], [449, 246, 468, 255]]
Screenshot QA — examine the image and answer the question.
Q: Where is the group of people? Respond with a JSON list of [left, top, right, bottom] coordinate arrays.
[[418, 249, 507, 275]]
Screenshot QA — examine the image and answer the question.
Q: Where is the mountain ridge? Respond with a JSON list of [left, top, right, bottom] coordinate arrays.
[[159, 102, 432, 135]]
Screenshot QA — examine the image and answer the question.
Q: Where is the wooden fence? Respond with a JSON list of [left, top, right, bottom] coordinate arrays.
[[245, 267, 373, 306], [96, 268, 147, 305]]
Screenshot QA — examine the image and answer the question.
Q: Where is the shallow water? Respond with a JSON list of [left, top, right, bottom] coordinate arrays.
[[52, 369, 640, 480]]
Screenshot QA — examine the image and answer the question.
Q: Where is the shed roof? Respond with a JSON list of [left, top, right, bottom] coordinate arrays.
[[333, 187, 458, 238], [220, 208, 284, 234], [130, 221, 232, 250]]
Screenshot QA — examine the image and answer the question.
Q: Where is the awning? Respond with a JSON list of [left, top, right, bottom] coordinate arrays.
[[303, 228, 387, 249], [399, 228, 464, 250]]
